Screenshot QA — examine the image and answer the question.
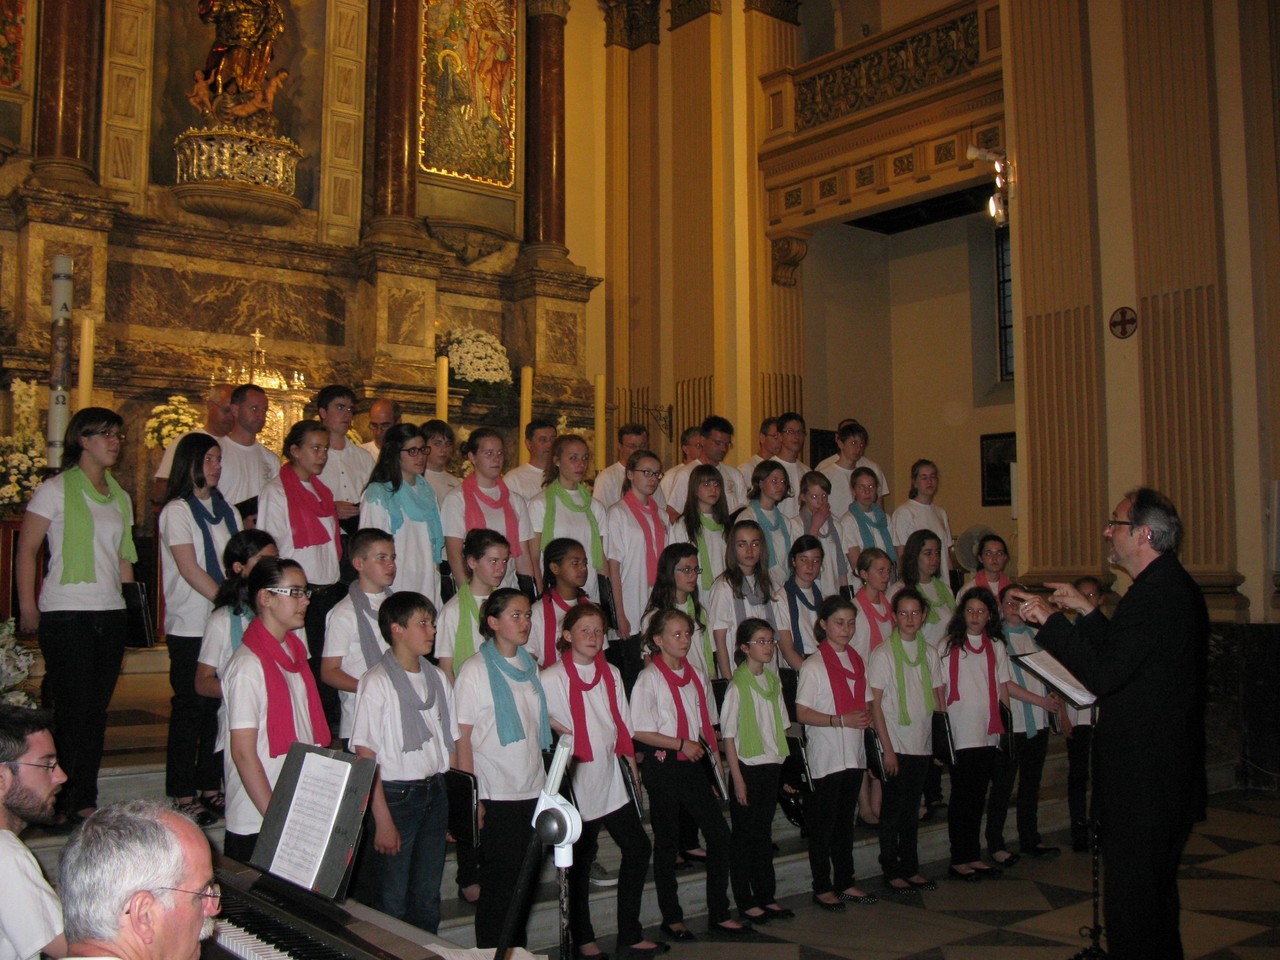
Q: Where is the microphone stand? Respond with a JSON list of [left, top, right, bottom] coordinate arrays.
[[1071, 706, 1106, 959]]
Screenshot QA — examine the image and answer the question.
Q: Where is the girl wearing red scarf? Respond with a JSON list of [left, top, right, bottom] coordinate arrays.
[[543, 604, 664, 960], [222, 557, 330, 862], [632, 610, 748, 939], [940, 588, 1011, 880], [606, 450, 669, 688], [795, 596, 878, 910], [958, 533, 1013, 602], [529, 538, 589, 668]]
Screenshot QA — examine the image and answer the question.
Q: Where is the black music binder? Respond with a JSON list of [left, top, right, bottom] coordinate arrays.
[[597, 573, 620, 632], [864, 728, 887, 780], [250, 744, 376, 901], [123, 581, 155, 648], [699, 737, 728, 800], [998, 702, 1016, 759], [445, 768, 479, 847], [619, 755, 644, 820], [931, 710, 957, 766], [786, 734, 814, 790]]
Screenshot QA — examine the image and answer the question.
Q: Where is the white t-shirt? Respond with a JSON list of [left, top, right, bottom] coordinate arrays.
[[27, 472, 131, 612], [591, 462, 626, 510], [528, 487, 606, 603], [502, 463, 546, 503], [867, 638, 942, 756], [434, 590, 490, 675], [629, 661, 719, 738], [796, 650, 867, 777], [256, 475, 341, 585], [658, 462, 692, 508], [424, 469, 461, 505], [721, 672, 790, 767], [802, 514, 848, 596], [707, 575, 787, 676], [668, 518, 727, 586], [0, 830, 62, 960], [153, 429, 216, 480], [351, 661, 458, 782], [1004, 627, 1049, 734], [359, 440, 381, 461], [780, 583, 820, 658], [887, 579, 953, 649], [217, 436, 280, 508], [319, 440, 374, 505], [736, 454, 764, 493], [606, 498, 669, 630], [158, 498, 241, 636], [223, 642, 318, 835], [359, 485, 443, 608], [942, 636, 1012, 750], [666, 462, 746, 515], [198, 605, 254, 751], [839, 506, 897, 559], [850, 592, 890, 663], [891, 499, 954, 583], [322, 592, 388, 738], [454, 651, 547, 800], [542, 659, 633, 820], [440, 485, 532, 591], [528, 592, 574, 669], [774, 459, 810, 519]]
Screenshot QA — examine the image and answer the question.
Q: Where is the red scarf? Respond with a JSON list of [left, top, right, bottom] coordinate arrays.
[[855, 587, 892, 651], [622, 491, 666, 584], [563, 651, 634, 761], [818, 640, 867, 713], [652, 656, 717, 758], [946, 634, 1004, 735], [462, 474, 522, 557], [975, 570, 1011, 598], [540, 589, 579, 669], [239, 618, 331, 757], [278, 466, 341, 558]]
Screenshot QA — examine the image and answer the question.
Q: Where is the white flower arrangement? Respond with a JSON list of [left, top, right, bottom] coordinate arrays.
[[0, 380, 48, 508], [438, 326, 513, 385], [145, 395, 201, 450], [0, 618, 37, 708]]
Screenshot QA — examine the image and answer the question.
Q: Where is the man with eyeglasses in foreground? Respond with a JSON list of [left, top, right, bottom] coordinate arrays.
[[59, 799, 218, 960], [0, 706, 69, 960], [1010, 488, 1208, 960]]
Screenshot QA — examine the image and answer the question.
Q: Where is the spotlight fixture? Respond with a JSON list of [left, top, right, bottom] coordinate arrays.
[[988, 191, 1007, 227], [968, 143, 1010, 227]]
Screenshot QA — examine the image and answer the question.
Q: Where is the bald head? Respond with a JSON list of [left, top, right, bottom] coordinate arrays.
[[367, 398, 401, 449], [205, 383, 235, 437]]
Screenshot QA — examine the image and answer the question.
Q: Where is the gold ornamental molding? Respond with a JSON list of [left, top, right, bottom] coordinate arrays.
[[602, 0, 661, 48], [668, 0, 720, 31], [771, 234, 808, 286]]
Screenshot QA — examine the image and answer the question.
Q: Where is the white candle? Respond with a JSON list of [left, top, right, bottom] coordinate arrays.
[[594, 374, 606, 472], [519, 366, 533, 465], [435, 356, 449, 422]]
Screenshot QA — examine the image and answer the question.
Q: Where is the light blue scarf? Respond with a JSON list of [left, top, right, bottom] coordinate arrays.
[[365, 477, 445, 562], [1005, 624, 1042, 734], [479, 640, 552, 748], [850, 502, 895, 557]]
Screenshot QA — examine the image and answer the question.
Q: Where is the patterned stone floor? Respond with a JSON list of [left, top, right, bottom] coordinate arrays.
[[554, 791, 1280, 960]]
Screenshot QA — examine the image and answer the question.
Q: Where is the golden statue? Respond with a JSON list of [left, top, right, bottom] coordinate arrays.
[[198, 0, 285, 96]]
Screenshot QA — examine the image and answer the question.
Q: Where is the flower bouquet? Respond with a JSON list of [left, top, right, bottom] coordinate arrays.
[[145, 395, 201, 450]]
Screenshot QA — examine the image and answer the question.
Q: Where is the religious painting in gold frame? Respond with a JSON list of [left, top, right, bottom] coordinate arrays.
[[420, 0, 517, 189]]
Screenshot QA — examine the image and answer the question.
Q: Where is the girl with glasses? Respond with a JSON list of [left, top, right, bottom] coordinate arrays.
[[606, 450, 669, 686]]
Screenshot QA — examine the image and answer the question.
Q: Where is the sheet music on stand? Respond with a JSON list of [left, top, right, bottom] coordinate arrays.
[[249, 744, 376, 901], [1013, 650, 1097, 709]]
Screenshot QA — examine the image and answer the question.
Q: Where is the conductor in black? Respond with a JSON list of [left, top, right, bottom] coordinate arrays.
[[1012, 488, 1207, 960]]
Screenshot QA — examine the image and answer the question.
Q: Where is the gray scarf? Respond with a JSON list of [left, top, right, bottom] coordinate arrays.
[[349, 581, 393, 669], [379, 648, 454, 753]]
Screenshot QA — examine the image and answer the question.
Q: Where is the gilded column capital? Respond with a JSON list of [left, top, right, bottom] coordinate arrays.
[[771, 234, 808, 286], [744, 0, 798, 25], [527, 0, 570, 19], [667, 0, 720, 31], [602, 0, 661, 49]]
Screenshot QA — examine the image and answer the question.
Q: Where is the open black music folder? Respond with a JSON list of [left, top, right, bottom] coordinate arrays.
[[250, 743, 376, 900]]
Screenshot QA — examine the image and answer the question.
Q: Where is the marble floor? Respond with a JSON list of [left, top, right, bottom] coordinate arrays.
[[561, 792, 1280, 960]]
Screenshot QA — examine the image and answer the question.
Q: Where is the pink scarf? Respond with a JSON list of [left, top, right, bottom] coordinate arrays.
[[279, 466, 341, 558], [819, 641, 867, 713], [622, 491, 665, 584], [462, 474, 522, 557], [947, 634, 1004, 735], [975, 570, 1011, 598], [239, 619, 331, 757], [856, 587, 892, 651], [540, 588, 580, 669], [652, 656, 717, 758], [563, 651, 634, 762]]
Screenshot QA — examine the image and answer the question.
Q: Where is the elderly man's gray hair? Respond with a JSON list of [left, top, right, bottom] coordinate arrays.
[[1124, 487, 1183, 554], [59, 799, 192, 943]]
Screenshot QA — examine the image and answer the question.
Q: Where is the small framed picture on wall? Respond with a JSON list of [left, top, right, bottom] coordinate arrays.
[[981, 432, 1016, 507]]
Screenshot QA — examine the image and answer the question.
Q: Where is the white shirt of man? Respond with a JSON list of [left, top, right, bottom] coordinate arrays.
[[424, 469, 461, 505], [592, 462, 668, 513], [0, 830, 62, 960], [351, 661, 458, 782], [217, 435, 281, 508], [502, 463, 546, 503], [319, 441, 375, 505], [322, 591, 389, 738], [774, 459, 809, 519], [820, 457, 890, 517]]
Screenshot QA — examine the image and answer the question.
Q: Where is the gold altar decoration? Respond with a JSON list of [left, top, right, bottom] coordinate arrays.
[[217, 328, 308, 454], [420, 0, 518, 188]]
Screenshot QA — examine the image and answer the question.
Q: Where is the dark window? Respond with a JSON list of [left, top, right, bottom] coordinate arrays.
[[996, 226, 1013, 381]]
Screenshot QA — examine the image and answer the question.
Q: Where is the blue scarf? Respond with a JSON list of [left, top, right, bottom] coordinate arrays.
[[784, 576, 822, 656], [185, 490, 239, 585], [229, 608, 252, 651], [479, 640, 552, 748], [1005, 624, 1042, 734], [751, 501, 792, 568], [365, 477, 445, 562], [850, 502, 895, 559]]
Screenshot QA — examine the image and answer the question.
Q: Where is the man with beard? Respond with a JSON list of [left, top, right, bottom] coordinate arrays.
[[0, 706, 69, 960], [60, 800, 218, 960]]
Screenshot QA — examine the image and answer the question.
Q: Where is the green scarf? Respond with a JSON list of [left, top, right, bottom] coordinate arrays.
[[451, 581, 483, 678], [731, 662, 790, 760], [60, 467, 138, 584], [888, 628, 934, 728], [697, 515, 723, 591], [686, 597, 715, 677], [922, 576, 956, 625], [542, 479, 604, 569]]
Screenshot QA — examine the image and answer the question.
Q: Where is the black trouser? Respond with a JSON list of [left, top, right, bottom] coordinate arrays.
[[878, 754, 929, 881], [642, 753, 733, 925], [730, 762, 780, 911], [475, 797, 539, 948], [947, 745, 997, 864], [1066, 724, 1093, 838], [39, 609, 127, 815], [605, 635, 645, 697], [1102, 818, 1192, 960], [922, 755, 945, 805], [304, 581, 346, 733], [987, 729, 1048, 853], [223, 831, 258, 863], [569, 801, 652, 949], [806, 767, 863, 894], [165, 634, 222, 798]]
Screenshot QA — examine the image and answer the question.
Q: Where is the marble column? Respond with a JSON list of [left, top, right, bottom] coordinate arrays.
[[523, 0, 570, 260], [30, 0, 103, 190], [365, 0, 423, 241]]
